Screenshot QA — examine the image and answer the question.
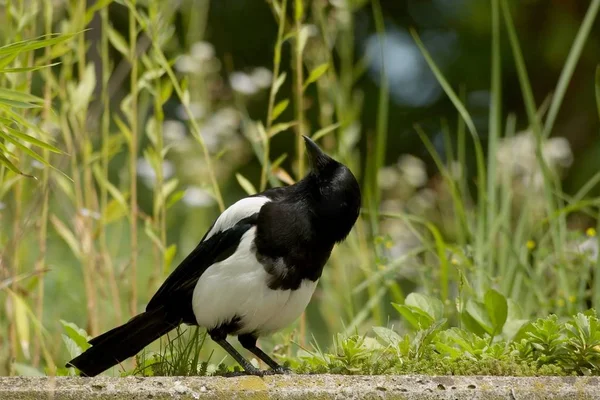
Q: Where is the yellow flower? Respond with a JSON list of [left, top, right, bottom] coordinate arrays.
[[586, 227, 597, 237], [568, 295, 576, 303], [557, 298, 565, 307], [526, 240, 536, 250]]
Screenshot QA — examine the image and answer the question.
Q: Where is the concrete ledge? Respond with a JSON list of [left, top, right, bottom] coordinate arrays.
[[0, 375, 599, 399]]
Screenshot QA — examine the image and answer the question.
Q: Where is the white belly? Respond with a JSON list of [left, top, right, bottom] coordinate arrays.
[[192, 228, 318, 335]]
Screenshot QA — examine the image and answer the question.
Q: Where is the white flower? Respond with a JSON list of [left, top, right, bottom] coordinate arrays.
[[175, 55, 201, 74], [229, 72, 258, 95], [176, 102, 205, 121], [250, 67, 273, 89], [163, 120, 187, 142], [191, 41, 215, 62], [398, 154, 427, 188], [576, 237, 599, 262], [79, 208, 101, 220], [378, 166, 400, 190], [137, 158, 174, 188], [495, 131, 573, 190], [31, 160, 45, 170], [182, 186, 215, 208]]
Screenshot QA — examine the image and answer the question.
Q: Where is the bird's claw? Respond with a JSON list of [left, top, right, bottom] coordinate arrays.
[[263, 366, 292, 375]]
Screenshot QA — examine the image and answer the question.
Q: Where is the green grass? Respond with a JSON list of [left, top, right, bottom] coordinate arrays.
[[0, 0, 599, 377]]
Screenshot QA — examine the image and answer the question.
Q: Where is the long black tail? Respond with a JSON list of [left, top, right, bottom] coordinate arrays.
[[66, 307, 179, 377]]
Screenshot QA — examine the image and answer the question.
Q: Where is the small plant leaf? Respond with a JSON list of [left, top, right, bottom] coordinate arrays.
[[464, 299, 494, 336], [268, 122, 297, 137], [164, 244, 177, 272], [392, 303, 435, 330], [372, 326, 402, 347], [271, 99, 289, 121], [312, 123, 340, 141], [303, 63, 329, 90], [12, 293, 30, 359], [405, 292, 444, 321], [60, 320, 91, 352], [484, 288, 508, 335], [273, 72, 287, 96], [236, 173, 257, 195], [107, 26, 130, 59], [50, 215, 81, 259]]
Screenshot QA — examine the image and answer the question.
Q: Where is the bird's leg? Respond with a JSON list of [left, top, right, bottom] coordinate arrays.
[[238, 334, 291, 374], [209, 330, 263, 376]]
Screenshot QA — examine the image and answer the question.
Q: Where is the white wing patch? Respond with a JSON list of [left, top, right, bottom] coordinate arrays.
[[204, 196, 270, 241], [192, 227, 318, 335]]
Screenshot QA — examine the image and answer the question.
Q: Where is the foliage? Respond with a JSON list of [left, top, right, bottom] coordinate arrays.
[[279, 291, 599, 376], [0, 0, 599, 378]]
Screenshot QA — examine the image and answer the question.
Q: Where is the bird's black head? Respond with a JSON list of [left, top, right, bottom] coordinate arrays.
[[302, 135, 361, 243]]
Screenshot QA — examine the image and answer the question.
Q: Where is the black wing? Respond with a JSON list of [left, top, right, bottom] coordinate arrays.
[[146, 213, 259, 324]]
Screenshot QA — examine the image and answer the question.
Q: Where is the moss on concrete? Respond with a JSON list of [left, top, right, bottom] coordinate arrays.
[[0, 375, 599, 399]]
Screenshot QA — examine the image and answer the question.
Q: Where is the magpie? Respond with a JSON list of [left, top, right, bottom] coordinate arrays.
[[66, 135, 361, 377]]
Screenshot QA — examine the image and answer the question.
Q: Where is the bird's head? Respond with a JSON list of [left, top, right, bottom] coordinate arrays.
[[302, 135, 361, 243]]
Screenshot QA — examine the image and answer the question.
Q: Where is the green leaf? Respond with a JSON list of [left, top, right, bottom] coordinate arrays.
[[107, 26, 130, 58], [103, 198, 129, 225], [0, 152, 32, 177], [62, 335, 83, 360], [0, 33, 76, 57], [297, 25, 312, 54], [464, 299, 494, 335], [161, 178, 179, 205], [271, 153, 288, 169], [484, 288, 508, 335], [271, 99, 289, 122], [0, 98, 40, 109], [164, 244, 177, 272], [268, 122, 297, 138], [50, 215, 81, 259], [166, 190, 185, 209], [0, 88, 43, 104], [273, 72, 287, 96], [69, 63, 96, 112], [312, 123, 340, 141], [0, 130, 53, 172], [3, 125, 62, 153], [12, 293, 30, 359], [303, 63, 329, 90], [392, 303, 434, 330], [405, 292, 444, 321], [372, 326, 401, 347], [60, 320, 90, 353], [460, 309, 489, 337], [236, 173, 257, 195]]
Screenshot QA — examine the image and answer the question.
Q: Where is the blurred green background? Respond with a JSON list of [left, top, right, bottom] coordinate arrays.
[[0, 0, 599, 376]]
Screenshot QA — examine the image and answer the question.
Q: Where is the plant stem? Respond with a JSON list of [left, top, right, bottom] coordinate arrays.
[[129, 0, 139, 316]]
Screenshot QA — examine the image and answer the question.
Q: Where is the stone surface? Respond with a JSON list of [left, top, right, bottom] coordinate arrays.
[[0, 375, 599, 399]]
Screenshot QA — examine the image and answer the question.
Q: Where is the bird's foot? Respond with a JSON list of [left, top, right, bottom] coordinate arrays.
[[263, 365, 292, 375], [223, 367, 265, 378]]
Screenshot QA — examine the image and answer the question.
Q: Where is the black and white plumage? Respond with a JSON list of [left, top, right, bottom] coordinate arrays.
[[66, 136, 361, 377]]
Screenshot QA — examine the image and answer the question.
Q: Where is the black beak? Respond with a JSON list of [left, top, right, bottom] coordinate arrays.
[[303, 135, 328, 170]]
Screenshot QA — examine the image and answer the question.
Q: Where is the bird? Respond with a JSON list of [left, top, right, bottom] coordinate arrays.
[[66, 135, 361, 377]]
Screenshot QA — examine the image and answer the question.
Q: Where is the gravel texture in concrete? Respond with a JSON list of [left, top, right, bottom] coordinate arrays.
[[0, 375, 599, 399]]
